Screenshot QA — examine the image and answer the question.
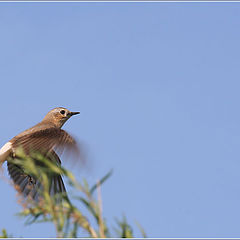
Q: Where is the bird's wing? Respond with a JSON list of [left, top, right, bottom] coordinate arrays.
[[7, 150, 67, 201], [3, 127, 82, 201], [10, 127, 79, 157]]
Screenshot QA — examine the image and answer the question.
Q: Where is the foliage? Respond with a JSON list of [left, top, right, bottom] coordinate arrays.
[[1, 149, 146, 238], [0, 229, 10, 238]]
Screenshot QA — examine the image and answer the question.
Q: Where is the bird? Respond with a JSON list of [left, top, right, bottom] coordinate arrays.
[[0, 107, 80, 201]]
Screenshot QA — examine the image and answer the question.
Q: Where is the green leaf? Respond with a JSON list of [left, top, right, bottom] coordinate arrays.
[[90, 169, 113, 194], [0, 229, 9, 238], [76, 196, 98, 222], [135, 220, 147, 238]]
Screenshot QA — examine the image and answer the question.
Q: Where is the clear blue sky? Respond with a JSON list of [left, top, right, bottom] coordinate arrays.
[[0, 2, 240, 238]]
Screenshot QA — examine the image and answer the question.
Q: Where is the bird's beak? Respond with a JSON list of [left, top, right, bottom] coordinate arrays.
[[70, 111, 80, 116]]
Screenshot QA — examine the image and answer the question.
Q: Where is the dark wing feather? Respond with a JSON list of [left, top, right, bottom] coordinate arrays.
[[7, 150, 67, 201], [7, 161, 36, 199]]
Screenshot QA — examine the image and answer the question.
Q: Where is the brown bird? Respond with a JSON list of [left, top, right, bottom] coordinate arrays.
[[0, 107, 80, 200]]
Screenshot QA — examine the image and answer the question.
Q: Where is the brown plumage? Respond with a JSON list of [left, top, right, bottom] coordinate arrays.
[[0, 107, 80, 201]]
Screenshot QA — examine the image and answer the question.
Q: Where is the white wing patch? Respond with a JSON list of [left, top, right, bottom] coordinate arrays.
[[0, 142, 12, 164]]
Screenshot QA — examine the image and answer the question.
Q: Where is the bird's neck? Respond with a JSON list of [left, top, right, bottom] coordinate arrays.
[[40, 119, 64, 128]]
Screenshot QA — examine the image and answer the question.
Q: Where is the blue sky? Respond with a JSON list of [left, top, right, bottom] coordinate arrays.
[[0, 2, 240, 238]]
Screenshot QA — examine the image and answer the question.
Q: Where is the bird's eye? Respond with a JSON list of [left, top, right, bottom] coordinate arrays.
[[60, 110, 65, 115]]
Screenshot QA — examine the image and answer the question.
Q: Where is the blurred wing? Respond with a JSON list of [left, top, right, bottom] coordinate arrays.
[[11, 127, 79, 158], [7, 150, 67, 201]]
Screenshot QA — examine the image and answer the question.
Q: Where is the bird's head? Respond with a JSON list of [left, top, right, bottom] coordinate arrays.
[[42, 107, 80, 128]]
